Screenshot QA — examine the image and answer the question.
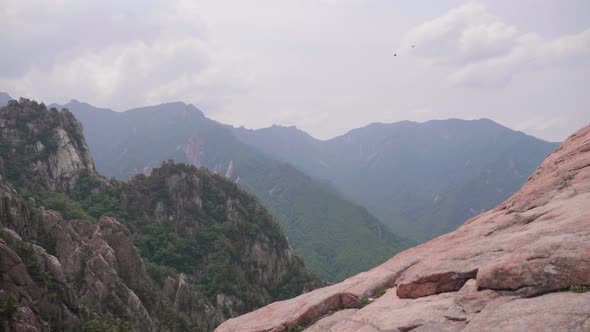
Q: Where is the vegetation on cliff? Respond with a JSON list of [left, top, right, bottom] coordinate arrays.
[[0, 99, 320, 331]]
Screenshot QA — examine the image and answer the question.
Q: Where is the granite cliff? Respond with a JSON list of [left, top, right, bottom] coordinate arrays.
[[0, 99, 96, 194], [217, 123, 590, 332], [0, 99, 319, 331]]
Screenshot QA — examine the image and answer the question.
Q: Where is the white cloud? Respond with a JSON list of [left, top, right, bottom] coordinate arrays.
[[403, 2, 590, 86], [0, 0, 249, 110], [0, 0, 588, 142]]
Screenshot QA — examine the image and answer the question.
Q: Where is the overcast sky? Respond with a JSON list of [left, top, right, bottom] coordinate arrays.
[[1, 0, 589, 141]]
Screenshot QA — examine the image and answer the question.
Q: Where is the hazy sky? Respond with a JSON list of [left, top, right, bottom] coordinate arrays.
[[1, 0, 589, 141]]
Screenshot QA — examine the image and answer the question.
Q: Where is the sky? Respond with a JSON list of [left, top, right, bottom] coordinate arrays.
[[1, 0, 589, 141]]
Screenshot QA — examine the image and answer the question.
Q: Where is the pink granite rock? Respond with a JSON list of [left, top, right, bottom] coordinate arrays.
[[463, 292, 590, 332], [216, 124, 590, 332], [397, 269, 478, 299]]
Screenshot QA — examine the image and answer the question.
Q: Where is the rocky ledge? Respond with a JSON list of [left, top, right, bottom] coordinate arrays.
[[216, 124, 590, 332]]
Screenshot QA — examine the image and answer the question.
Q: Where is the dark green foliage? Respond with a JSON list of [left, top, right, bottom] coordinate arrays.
[[0, 137, 34, 183], [65, 122, 87, 151], [34, 127, 59, 156], [71, 171, 126, 219], [373, 287, 387, 298], [154, 305, 205, 332], [246, 165, 413, 281], [145, 261, 177, 286], [360, 296, 370, 306], [138, 223, 202, 274], [82, 318, 132, 332], [269, 257, 313, 301], [78, 301, 133, 332], [0, 296, 19, 316], [120, 163, 309, 307], [35, 191, 93, 220], [0, 233, 42, 280], [202, 176, 227, 222], [570, 284, 590, 293], [288, 325, 304, 332]]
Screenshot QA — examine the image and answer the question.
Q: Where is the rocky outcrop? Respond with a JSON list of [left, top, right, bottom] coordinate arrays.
[[0, 98, 96, 193], [0, 98, 321, 331], [0, 193, 158, 331], [0, 169, 316, 331], [76, 216, 156, 331], [0, 239, 52, 332], [121, 161, 321, 327], [396, 269, 478, 299], [216, 124, 590, 332]]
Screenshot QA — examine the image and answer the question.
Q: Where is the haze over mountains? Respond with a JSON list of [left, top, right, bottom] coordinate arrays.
[[54, 98, 412, 282], [0, 92, 12, 107], [0, 93, 584, 332], [1, 1, 588, 331], [233, 120, 559, 240], [1, 92, 558, 278], [55, 95, 557, 242]]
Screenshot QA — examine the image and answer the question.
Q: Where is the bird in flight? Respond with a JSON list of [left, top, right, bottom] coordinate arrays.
[[395, 45, 415, 57]]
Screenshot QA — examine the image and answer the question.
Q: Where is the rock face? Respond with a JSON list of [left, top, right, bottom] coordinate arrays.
[[119, 161, 321, 328], [0, 98, 96, 193], [216, 124, 590, 332], [0, 99, 320, 331], [0, 178, 158, 331]]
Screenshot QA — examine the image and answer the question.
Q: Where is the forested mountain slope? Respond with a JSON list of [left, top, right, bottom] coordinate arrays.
[[233, 119, 559, 241], [62, 99, 412, 282]]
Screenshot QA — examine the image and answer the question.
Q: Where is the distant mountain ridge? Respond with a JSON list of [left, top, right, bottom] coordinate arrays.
[[53, 98, 412, 282], [4, 90, 557, 268], [232, 118, 559, 241]]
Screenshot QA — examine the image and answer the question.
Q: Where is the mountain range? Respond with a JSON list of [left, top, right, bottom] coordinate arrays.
[[0, 98, 320, 331], [0, 92, 559, 278], [55, 99, 411, 282], [56, 96, 557, 243], [232, 120, 559, 240], [0, 93, 583, 332]]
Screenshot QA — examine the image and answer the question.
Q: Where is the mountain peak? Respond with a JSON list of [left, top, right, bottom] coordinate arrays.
[[125, 101, 206, 118], [0, 92, 13, 107], [0, 98, 96, 192]]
